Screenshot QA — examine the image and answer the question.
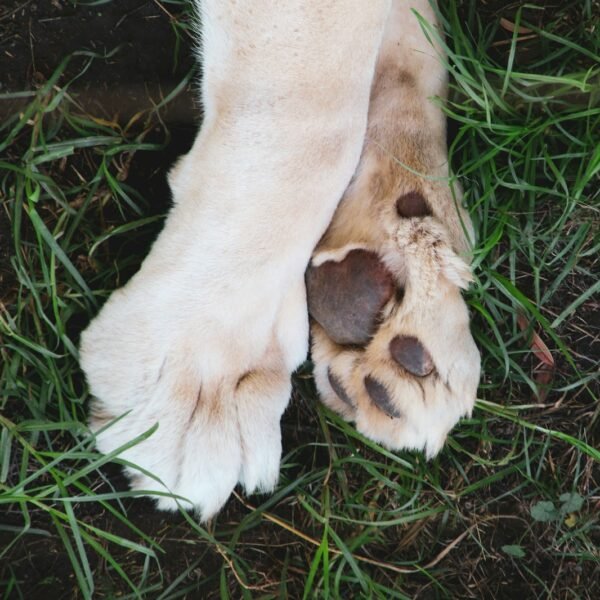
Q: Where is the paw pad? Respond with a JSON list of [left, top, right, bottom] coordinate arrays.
[[364, 375, 401, 418], [389, 335, 434, 377], [395, 191, 431, 218], [327, 369, 355, 408], [306, 249, 394, 346]]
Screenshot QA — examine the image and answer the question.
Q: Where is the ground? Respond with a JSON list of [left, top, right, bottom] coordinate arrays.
[[0, 0, 598, 598]]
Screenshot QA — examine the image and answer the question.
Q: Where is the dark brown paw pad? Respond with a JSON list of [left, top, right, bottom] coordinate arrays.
[[389, 335, 434, 377], [396, 191, 431, 218], [327, 369, 355, 408], [306, 249, 395, 346], [364, 375, 401, 418]]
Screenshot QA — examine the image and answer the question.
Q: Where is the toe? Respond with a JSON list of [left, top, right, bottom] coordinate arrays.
[[310, 323, 360, 419], [328, 368, 356, 409]]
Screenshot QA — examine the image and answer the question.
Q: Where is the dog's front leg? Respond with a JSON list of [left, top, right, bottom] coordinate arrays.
[[80, 0, 390, 520]]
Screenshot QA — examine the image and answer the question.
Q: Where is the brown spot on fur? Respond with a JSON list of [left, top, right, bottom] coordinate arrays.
[[389, 335, 434, 377], [235, 370, 255, 391], [396, 191, 431, 218], [371, 61, 416, 99], [327, 369, 355, 408], [364, 375, 401, 418], [206, 386, 226, 422], [306, 249, 395, 346], [89, 405, 114, 428], [129, 474, 143, 488], [396, 70, 416, 87]]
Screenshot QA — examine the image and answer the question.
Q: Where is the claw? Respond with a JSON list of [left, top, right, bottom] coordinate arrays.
[[364, 375, 402, 418]]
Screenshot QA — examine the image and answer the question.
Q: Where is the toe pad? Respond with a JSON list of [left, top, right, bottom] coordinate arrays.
[[364, 375, 402, 418]]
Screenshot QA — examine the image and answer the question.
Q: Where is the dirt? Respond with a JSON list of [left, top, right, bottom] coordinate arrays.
[[0, 2, 206, 597], [0, 0, 197, 121]]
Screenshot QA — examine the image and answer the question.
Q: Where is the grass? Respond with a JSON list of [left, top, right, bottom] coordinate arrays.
[[1, 0, 599, 598]]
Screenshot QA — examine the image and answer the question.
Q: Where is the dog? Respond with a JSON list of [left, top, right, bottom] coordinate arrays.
[[79, 0, 480, 521]]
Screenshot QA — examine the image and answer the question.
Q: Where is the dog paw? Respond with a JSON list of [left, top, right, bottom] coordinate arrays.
[[306, 0, 481, 457], [80, 213, 308, 520], [307, 181, 480, 458]]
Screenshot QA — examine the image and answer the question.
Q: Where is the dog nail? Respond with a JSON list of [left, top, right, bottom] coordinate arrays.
[[306, 249, 394, 346], [389, 335, 434, 376], [364, 375, 401, 418]]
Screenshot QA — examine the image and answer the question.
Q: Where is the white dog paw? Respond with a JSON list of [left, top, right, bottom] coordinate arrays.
[[80, 218, 308, 521]]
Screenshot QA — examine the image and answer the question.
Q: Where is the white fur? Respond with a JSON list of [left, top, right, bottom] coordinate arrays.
[[80, 0, 391, 520]]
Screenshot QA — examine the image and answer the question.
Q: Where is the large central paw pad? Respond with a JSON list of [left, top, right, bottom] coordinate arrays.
[[306, 249, 394, 346]]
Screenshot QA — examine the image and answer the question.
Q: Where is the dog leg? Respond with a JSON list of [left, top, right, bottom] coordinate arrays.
[[308, 0, 481, 457], [81, 0, 391, 520]]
